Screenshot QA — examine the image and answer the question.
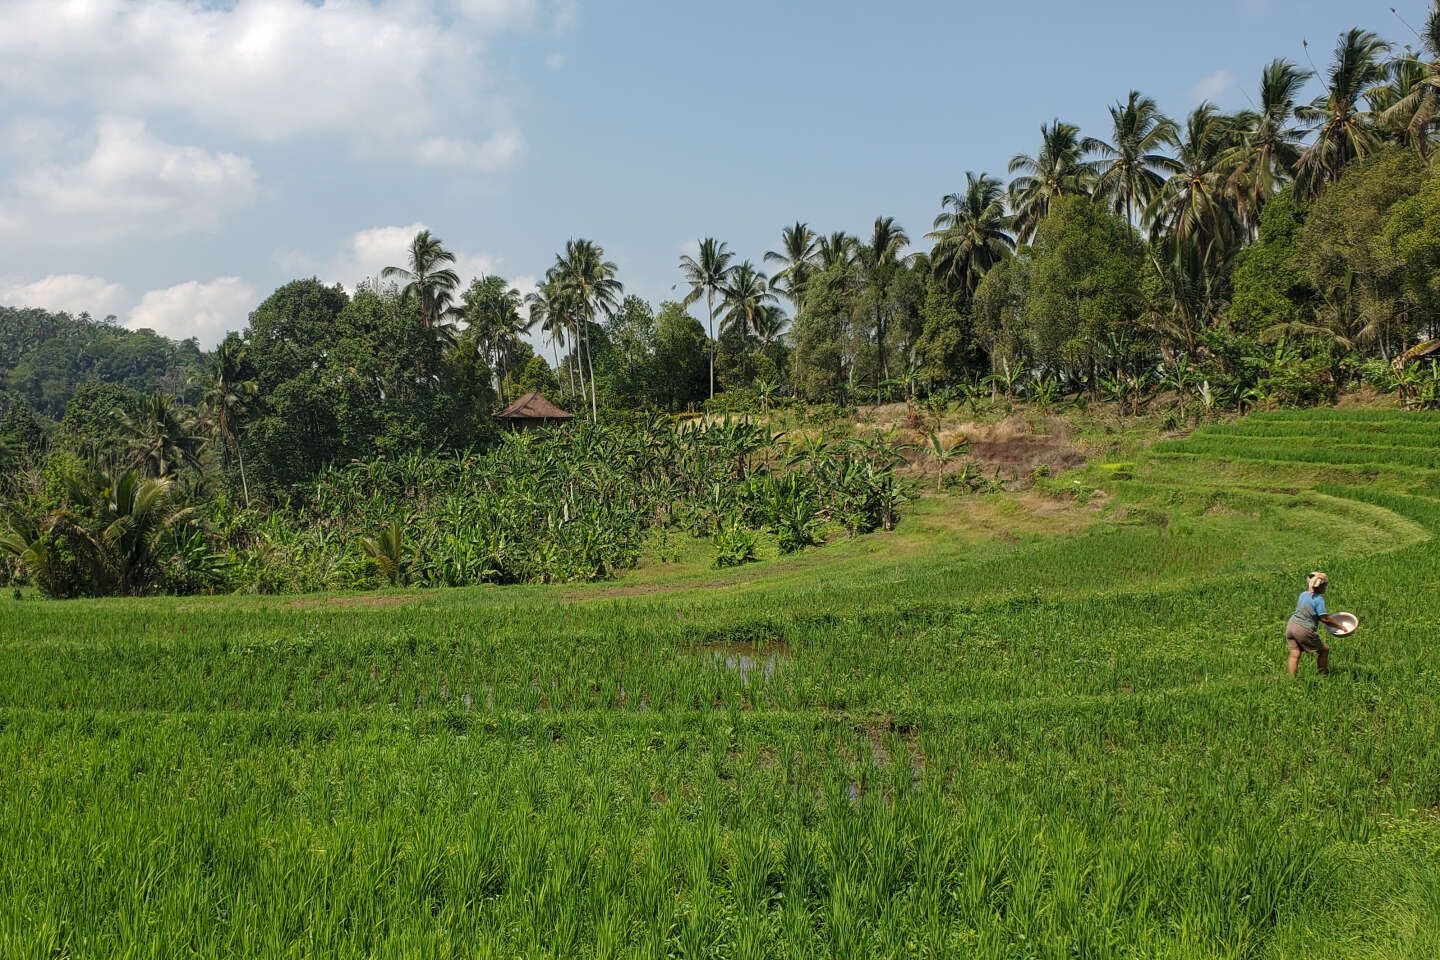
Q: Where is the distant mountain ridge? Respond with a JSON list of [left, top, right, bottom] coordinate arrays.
[[0, 306, 206, 419]]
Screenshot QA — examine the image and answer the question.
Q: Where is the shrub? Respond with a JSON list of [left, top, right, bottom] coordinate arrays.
[[712, 522, 758, 568]]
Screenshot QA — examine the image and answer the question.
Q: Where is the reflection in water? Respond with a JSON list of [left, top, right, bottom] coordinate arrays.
[[707, 642, 789, 683]]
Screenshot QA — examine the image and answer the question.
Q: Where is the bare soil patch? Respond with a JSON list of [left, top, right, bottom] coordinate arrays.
[[961, 416, 1085, 479]]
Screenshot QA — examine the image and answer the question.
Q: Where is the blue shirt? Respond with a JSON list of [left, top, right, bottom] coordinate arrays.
[[1290, 591, 1328, 631]]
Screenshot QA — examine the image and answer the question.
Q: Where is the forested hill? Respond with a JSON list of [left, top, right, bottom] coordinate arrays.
[[0, 306, 206, 419]]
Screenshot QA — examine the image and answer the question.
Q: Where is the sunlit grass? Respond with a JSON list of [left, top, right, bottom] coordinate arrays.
[[3, 411, 1440, 957]]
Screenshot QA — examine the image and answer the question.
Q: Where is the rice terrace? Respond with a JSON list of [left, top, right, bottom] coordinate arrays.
[[6, 0, 1440, 957], [3, 410, 1439, 957]]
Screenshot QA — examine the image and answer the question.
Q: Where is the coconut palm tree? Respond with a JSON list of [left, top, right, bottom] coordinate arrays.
[[119, 394, 206, 479], [1295, 28, 1390, 196], [462, 276, 527, 403], [525, 280, 574, 393], [96, 470, 193, 595], [816, 231, 858, 271], [859, 217, 911, 401], [1150, 105, 1243, 277], [1373, 56, 1431, 151], [752, 303, 788, 350], [1007, 120, 1098, 243], [383, 229, 462, 344], [1223, 59, 1312, 235], [1087, 91, 1180, 227], [719, 261, 777, 340], [7, 469, 195, 596], [552, 239, 623, 421], [201, 337, 256, 505], [1378, 5, 1440, 155], [678, 238, 736, 400], [926, 172, 1015, 300], [764, 222, 820, 308]]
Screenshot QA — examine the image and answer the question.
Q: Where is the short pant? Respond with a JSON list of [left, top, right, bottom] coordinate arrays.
[[1286, 620, 1329, 654]]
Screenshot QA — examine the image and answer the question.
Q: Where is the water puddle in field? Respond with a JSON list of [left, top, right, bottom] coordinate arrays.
[[705, 641, 791, 682]]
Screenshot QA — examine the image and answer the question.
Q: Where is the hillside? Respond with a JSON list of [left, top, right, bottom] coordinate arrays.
[[0, 306, 206, 419], [2, 410, 1438, 956]]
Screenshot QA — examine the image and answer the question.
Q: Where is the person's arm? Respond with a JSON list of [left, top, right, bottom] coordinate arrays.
[[1314, 595, 1338, 627]]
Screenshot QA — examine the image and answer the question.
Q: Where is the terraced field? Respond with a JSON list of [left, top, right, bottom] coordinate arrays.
[[4, 410, 1440, 958]]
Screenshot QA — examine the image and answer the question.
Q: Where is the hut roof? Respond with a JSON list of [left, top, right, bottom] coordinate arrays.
[[1394, 339, 1440, 371], [496, 391, 573, 421]]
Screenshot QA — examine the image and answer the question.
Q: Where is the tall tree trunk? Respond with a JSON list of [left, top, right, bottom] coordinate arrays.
[[571, 319, 586, 406], [584, 316, 598, 422], [234, 437, 251, 508], [563, 332, 576, 396], [707, 289, 715, 400], [876, 303, 885, 406]]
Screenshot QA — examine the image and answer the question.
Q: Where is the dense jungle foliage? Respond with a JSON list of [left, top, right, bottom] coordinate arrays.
[[0, 416, 905, 598]]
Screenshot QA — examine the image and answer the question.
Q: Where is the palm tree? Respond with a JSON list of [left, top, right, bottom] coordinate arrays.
[[1377, 5, 1440, 155], [751, 303, 788, 350], [678, 238, 736, 400], [1007, 120, 1098, 243], [7, 469, 194, 596], [1088, 91, 1180, 227], [525, 280, 572, 393], [119, 394, 206, 478], [1224, 59, 1312, 235], [764, 222, 819, 308], [1296, 29, 1390, 196], [926, 172, 1015, 300], [1373, 56, 1431, 151], [552, 239, 623, 420], [383, 229, 462, 343], [97, 470, 192, 595], [462, 276, 527, 403], [859, 216, 911, 401], [201, 338, 256, 505], [719, 261, 778, 339], [817, 231, 858, 272], [1150, 105, 1243, 279]]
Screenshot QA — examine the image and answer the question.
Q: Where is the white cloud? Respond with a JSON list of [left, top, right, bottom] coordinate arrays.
[[128, 277, 257, 347], [0, 1, 533, 142], [544, 52, 566, 71], [412, 130, 524, 172], [457, 0, 539, 29], [0, 274, 129, 319], [509, 274, 539, 304], [1, 271, 257, 346], [1190, 69, 1236, 104], [1, 115, 257, 246]]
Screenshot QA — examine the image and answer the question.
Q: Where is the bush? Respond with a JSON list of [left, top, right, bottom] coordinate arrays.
[[712, 522, 758, 568]]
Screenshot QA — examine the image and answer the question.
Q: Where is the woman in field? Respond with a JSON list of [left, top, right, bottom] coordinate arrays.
[[1286, 571, 1340, 676]]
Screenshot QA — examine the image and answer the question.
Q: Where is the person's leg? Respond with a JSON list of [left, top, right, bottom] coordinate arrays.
[[1316, 643, 1330, 675], [1285, 624, 1303, 676]]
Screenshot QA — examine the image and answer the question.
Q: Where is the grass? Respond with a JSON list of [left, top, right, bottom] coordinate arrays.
[[4, 409, 1440, 957]]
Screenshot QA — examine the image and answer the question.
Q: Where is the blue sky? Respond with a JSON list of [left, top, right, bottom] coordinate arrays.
[[0, 0, 1420, 346]]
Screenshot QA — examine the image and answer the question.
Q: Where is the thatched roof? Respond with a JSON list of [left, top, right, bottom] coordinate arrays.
[[496, 392, 572, 421]]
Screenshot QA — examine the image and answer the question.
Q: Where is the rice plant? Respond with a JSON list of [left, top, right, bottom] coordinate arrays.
[[3, 410, 1440, 957]]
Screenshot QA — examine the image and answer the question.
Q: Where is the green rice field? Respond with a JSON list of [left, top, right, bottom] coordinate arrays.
[[4, 409, 1440, 958]]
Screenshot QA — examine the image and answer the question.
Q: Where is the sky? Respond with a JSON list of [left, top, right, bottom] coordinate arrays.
[[0, 0, 1425, 348]]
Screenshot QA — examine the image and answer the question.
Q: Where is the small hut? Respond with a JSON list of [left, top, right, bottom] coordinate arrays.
[[496, 392, 573, 430]]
